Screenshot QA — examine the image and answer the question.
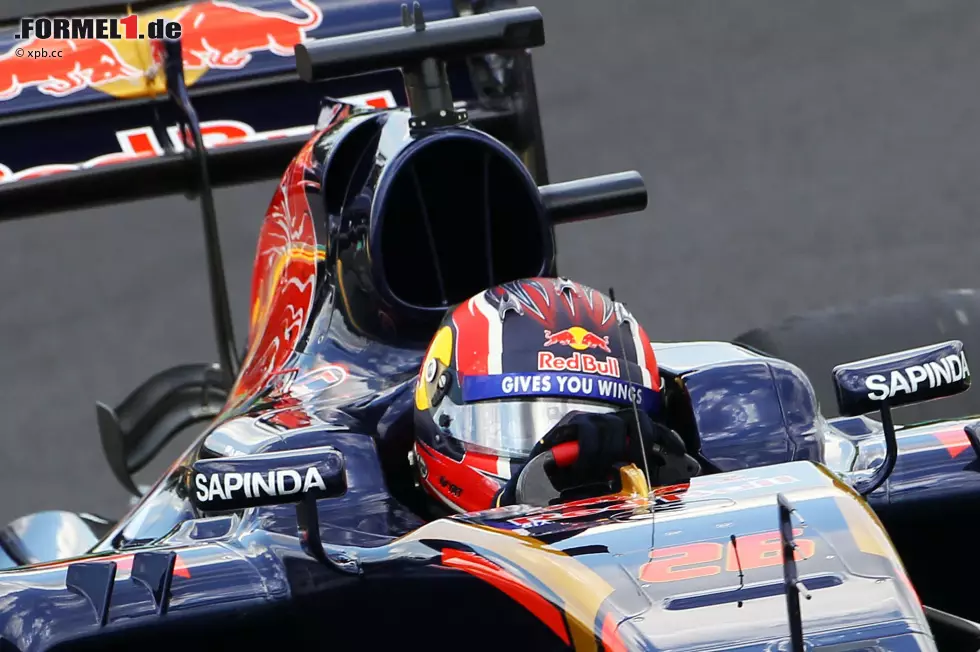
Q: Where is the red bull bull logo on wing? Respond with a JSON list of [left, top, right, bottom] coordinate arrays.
[[542, 326, 612, 353], [170, 0, 322, 69], [0, 38, 140, 99], [0, 0, 324, 102]]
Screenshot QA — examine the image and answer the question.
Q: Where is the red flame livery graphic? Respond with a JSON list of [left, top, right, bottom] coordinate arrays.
[[173, 0, 323, 69], [233, 106, 354, 402], [233, 132, 326, 400], [0, 38, 140, 100]]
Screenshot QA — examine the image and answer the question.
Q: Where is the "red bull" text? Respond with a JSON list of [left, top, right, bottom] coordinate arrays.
[[537, 351, 620, 378], [542, 326, 611, 353]]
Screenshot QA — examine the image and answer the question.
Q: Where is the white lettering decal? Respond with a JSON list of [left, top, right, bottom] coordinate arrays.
[[303, 467, 327, 493], [888, 369, 912, 397], [195, 474, 209, 502], [208, 474, 227, 501], [277, 470, 302, 495], [950, 355, 965, 381], [864, 351, 970, 401], [196, 468, 328, 503], [537, 351, 621, 378], [224, 473, 243, 497], [866, 374, 889, 400], [907, 366, 928, 392], [253, 472, 275, 497]]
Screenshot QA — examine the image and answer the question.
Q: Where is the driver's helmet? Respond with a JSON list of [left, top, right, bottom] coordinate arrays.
[[412, 277, 663, 513]]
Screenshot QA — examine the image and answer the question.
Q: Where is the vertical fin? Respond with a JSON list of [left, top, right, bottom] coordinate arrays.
[[66, 561, 117, 627], [131, 551, 177, 615]]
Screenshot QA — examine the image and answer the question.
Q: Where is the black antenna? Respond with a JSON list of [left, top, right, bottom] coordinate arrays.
[[608, 288, 655, 550], [162, 38, 239, 387], [777, 493, 811, 652], [730, 534, 745, 607]]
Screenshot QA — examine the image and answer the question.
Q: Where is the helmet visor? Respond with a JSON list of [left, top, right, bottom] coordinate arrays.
[[432, 397, 618, 459]]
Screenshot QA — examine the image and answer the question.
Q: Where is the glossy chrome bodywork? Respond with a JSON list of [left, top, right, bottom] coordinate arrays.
[[0, 461, 937, 651], [0, 333, 964, 649]]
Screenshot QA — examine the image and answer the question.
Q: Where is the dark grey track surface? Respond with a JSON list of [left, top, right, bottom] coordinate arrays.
[[2, 0, 980, 523]]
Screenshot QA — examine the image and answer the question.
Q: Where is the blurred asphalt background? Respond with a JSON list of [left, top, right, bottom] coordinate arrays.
[[2, 0, 980, 523]]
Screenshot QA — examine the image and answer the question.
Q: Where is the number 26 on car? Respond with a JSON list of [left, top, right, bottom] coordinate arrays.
[[638, 529, 816, 583]]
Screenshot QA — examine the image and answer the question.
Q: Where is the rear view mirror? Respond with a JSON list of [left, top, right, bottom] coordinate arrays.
[[832, 340, 970, 417], [188, 446, 349, 572], [188, 445, 347, 513], [832, 340, 970, 496]]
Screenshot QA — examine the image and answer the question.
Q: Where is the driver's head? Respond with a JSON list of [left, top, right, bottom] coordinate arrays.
[[412, 277, 663, 513]]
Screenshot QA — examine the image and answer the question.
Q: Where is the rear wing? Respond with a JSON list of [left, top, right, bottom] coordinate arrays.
[[0, 1, 640, 365], [0, 0, 548, 190], [0, 0, 572, 388]]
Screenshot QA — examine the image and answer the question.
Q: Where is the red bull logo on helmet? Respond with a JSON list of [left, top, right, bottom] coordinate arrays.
[[537, 351, 620, 378], [543, 326, 611, 353]]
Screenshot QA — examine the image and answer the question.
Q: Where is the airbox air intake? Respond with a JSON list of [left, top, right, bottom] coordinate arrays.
[[374, 130, 552, 310]]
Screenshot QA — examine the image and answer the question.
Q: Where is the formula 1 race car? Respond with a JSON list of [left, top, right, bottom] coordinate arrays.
[[3, 3, 980, 651]]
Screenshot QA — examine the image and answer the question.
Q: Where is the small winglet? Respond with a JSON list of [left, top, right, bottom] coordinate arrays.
[[66, 561, 117, 627], [131, 551, 177, 615]]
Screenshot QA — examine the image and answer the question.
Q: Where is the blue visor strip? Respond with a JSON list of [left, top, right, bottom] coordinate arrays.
[[462, 372, 660, 412]]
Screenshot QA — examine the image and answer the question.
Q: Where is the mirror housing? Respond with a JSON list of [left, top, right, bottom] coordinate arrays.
[[832, 340, 970, 417], [188, 446, 347, 513], [832, 340, 971, 495]]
